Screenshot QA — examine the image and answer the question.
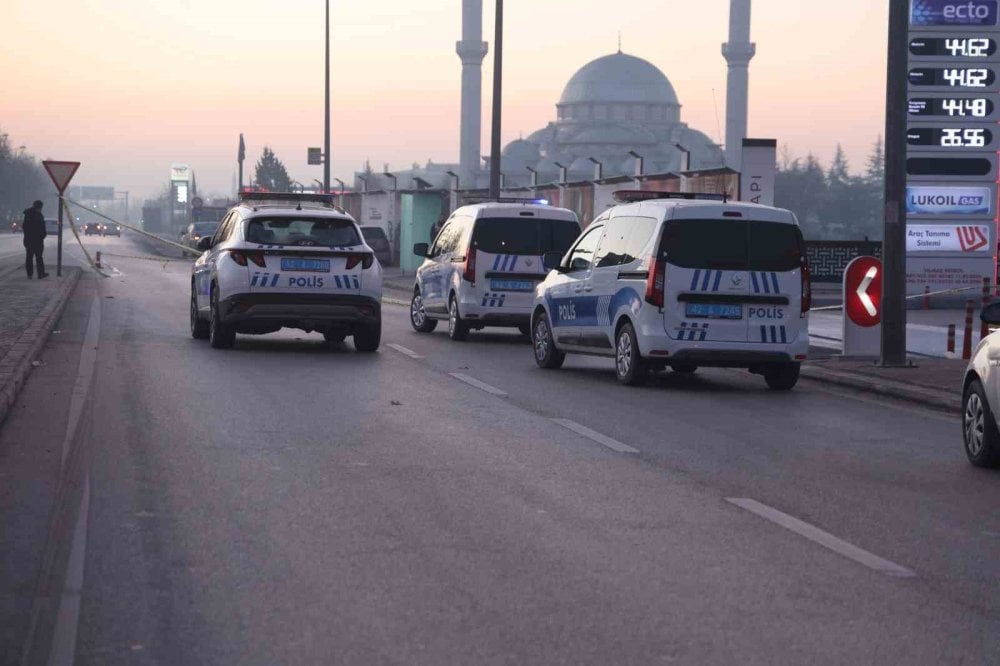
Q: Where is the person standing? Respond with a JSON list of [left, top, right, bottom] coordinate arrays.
[[22, 200, 48, 279]]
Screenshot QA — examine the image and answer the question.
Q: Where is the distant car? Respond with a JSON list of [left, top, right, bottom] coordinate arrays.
[[182, 221, 220, 250], [44, 219, 59, 236], [360, 226, 391, 266], [962, 303, 1000, 467], [10, 220, 20, 233], [104, 223, 121, 236], [84, 222, 102, 236]]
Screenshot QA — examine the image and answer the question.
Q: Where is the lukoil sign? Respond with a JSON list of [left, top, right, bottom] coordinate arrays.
[[910, 0, 999, 26], [906, 186, 992, 215], [906, 223, 993, 252]]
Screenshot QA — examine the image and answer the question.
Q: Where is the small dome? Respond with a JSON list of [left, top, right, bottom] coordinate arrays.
[[558, 52, 679, 107], [502, 139, 541, 163]]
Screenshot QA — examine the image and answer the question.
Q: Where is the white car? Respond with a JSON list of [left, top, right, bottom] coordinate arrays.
[[530, 191, 811, 389], [962, 303, 1000, 467], [189, 193, 382, 351], [409, 201, 580, 339]]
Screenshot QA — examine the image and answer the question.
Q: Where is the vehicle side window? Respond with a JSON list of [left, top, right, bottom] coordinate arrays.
[[210, 214, 233, 247], [430, 223, 451, 257], [621, 217, 658, 264], [595, 216, 634, 268], [565, 224, 604, 273]]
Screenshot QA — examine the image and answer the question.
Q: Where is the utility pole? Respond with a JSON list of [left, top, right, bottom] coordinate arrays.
[[238, 133, 246, 193], [323, 0, 331, 194], [488, 0, 503, 200], [880, 0, 908, 366]]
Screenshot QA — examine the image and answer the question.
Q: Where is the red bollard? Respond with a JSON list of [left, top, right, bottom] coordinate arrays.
[[924, 285, 930, 310], [947, 324, 956, 357], [982, 277, 991, 342], [963, 299, 974, 360]]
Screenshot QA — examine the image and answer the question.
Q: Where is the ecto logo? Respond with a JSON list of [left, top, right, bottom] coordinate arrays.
[[911, 0, 999, 25]]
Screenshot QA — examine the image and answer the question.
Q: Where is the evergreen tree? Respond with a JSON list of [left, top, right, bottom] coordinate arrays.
[[827, 144, 849, 187], [254, 147, 292, 192], [864, 135, 885, 185]]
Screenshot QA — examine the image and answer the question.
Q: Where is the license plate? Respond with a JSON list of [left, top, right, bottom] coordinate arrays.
[[281, 258, 330, 272], [685, 303, 742, 319], [490, 279, 534, 292]]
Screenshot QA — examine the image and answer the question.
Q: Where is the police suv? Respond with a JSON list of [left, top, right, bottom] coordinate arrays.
[[409, 201, 580, 340], [189, 193, 383, 351], [530, 191, 810, 389]]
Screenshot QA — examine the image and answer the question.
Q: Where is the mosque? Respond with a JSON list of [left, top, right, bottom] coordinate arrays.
[[355, 0, 753, 192]]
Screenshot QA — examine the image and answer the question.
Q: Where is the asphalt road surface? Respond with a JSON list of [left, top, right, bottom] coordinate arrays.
[[4, 233, 1000, 665]]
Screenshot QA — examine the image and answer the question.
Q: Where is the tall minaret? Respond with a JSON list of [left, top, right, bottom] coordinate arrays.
[[722, 0, 755, 169], [457, 0, 488, 187]]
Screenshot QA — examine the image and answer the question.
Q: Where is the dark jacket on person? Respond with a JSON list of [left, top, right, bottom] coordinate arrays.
[[22, 207, 46, 245]]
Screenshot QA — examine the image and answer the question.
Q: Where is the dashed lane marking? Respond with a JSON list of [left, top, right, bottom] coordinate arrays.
[[551, 418, 640, 454], [726, 498, 916, 578], [387, 343, 424, 359], [449, 372, 508, 397]]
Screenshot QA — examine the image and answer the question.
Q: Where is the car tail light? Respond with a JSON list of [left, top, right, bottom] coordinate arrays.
[[229, 250, 248, 267], [345, 253, 374, 270], [462, 245, 477, 283], [800, 258, 812, 314], [645, 255, 665, 308], [229, 250, 266, 268]]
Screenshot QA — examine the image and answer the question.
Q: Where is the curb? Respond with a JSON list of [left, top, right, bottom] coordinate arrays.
[[800, 364, 959, 413], [0, 268, 82, 427]]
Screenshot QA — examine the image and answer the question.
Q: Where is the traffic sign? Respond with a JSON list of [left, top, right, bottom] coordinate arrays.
[[191, 196, 204, 209], [308, 147, 323, 165], [843, 256, 883, 357], [42, 160, 80, 194]]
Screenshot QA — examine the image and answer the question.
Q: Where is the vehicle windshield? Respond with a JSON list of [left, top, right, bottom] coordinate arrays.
[[471, 217, 580, 255], [245, 216, 360, 247], [660, 219, 804, 272]]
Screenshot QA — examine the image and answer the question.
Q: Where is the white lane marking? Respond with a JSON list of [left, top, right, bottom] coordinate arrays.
[[387, 343, 424, 359], [449, 372, 508, 397], [551, 418, 640, 454], [63, 293, 101, 469], [47, 473, 90, 666], [726, 498, 916, 578]]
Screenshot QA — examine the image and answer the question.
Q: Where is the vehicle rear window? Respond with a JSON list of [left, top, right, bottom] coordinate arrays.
[[472, 217, 580, 255], [244, 216, 360, 247], [360, 227, 387, 241], [660, 219, 803, 272]]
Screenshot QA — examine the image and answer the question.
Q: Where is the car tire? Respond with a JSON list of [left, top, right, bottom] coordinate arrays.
[[410, 290, 437, 333], [615, 321, 648, 386], [764, 362, 800, 391], [532, 311, 565, 369], [671, 363, 698, 375], [448, 296, 469, 341], [209, 286, 236, 349], [323, 332, 346, 345], [354, 321, 381, 352], [963, 379, 1000, 468], [190, 288, 209, 339]]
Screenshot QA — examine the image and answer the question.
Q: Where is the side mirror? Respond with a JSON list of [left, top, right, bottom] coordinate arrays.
[[197, 236, 213, 251], [543, 251, 563, 271], [413, 242, 429, 258], [982, 302, 1000, 325]]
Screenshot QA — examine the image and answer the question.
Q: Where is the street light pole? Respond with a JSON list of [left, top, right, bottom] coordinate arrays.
[[323, 0, 331, 194], [488, 0, 504, 200]]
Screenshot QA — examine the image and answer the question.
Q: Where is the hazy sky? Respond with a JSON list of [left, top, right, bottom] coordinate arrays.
[[1, 0, 888, 200]]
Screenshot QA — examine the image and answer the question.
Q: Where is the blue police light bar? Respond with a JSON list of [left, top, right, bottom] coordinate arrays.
[[464, 196, 552, 205], [612, 190, 730, 204], [239, 192, 336, 206]]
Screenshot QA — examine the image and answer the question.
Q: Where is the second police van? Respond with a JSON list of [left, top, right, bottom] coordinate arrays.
[[530, 191, 810, 390], [410, 201, 580, 339]]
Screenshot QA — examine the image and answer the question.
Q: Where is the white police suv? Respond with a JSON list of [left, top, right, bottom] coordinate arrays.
[[189, 193, 383, 351], [409, 200, 580, 340], [530, 192, 810, 389], [961, 302, 1000, 467]]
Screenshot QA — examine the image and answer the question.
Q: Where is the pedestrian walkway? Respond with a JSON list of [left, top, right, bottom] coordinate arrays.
[[809, 309, 971, 358]]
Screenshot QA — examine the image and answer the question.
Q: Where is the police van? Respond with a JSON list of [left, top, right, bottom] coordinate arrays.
[[530, 191, 810, 389], [410, 201, 580, 340]]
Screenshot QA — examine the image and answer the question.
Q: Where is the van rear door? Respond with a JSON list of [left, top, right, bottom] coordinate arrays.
[[746, 221, 805, 345]]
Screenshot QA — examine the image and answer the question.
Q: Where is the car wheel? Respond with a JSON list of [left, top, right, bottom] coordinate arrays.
[[532, 311, 565, 369], [209, 286, 236, 349], [354, 321, 381, 352], [410, 290, 437, 333], [764, 362, 800, 391], [190, 288, 209, 339], [615, 322, 648, 386], [323, 332, 346, 345], [671, 363, 698, 375], [448, 296, 469, 341], [963, 380, 1000, 467]]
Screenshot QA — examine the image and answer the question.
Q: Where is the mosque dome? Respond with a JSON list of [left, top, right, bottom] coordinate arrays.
[[502, 139, 542, 163], [558, 52, 679, 107]]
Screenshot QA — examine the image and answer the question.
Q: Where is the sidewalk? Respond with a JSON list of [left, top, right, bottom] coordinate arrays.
[[0, 260, 82, 426], [801, 357, 964, 412]]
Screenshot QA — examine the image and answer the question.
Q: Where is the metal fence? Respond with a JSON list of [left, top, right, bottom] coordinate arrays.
[[806, 241, 883, 283]]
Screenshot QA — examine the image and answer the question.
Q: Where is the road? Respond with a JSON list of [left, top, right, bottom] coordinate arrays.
[[4, 232, 1000, 664]]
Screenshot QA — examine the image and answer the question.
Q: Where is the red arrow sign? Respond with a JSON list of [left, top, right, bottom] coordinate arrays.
[[844, 256, 882, 328], [42, 160, 80, 194]]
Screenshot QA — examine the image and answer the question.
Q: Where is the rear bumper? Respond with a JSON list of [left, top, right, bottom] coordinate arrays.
[[668, 349, 796, 367], [219, 293, 380, 328]]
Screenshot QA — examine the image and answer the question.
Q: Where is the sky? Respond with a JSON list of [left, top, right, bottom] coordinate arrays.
[[0, 0, 889, 201]]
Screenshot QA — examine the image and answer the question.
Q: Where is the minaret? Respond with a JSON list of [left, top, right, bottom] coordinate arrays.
[[457, 0, 488, 187], [722, 0, 755, 169]]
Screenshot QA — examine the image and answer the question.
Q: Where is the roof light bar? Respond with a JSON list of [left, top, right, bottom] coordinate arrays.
[[611, 190, 730, 204], [239, 192, 336, 205]]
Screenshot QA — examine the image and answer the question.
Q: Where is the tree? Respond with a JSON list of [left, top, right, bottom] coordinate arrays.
[[827, 144, 849, 187], [254, 146, 291, 192], [0, 129, 51, 221]]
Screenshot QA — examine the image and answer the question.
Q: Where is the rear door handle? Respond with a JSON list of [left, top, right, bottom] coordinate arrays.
[[584, 285, 593, 292]]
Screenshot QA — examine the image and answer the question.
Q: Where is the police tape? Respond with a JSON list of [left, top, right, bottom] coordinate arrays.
[[811, 282, 1000, 312], [63, 197, 201, 257], [61, 199, 111, 278]]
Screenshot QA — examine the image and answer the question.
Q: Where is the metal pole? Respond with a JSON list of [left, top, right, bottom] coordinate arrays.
[[880, 0, 907, 366], [323, 0, 331, 194], [488, 0, 503, 200], [57, 195, 63, 276]]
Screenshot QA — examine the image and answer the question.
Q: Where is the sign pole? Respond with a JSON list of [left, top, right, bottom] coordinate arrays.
[[880, 0, 909, 367], [57, 195, 64, 276]]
